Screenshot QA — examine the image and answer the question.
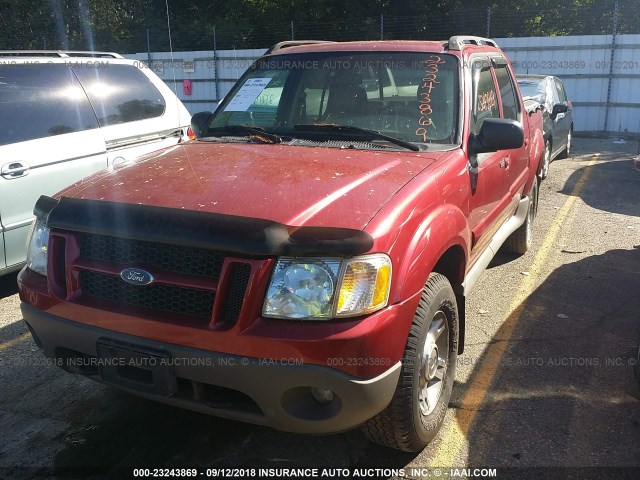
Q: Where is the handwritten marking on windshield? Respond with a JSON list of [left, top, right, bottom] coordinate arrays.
[[415, 55, 444, 142]]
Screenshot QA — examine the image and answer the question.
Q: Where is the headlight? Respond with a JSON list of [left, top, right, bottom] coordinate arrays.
[[25, 219, 50, 276], [262, 254, 392, 320], [263, 258, 341, 319]]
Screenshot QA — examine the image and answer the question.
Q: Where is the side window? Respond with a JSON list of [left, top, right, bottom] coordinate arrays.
[[0, 64, 99, 146], [493, 63, 519, 121], [72, 64, 165, 126], [555, 78, 567, 102], [471, 63, 499, 135]]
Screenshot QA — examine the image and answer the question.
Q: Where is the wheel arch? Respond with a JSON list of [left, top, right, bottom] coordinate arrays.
[[530, 123, 545, 180], [432, 245, 467, 354], [538, 134, 553, 179], [390, 204, 470, 355]]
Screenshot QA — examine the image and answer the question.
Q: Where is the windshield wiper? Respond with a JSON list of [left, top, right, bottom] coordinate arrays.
[[293, 124, 420, 151], [203, 125, 282, 144]]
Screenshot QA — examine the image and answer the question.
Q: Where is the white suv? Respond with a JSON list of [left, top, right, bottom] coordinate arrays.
[[0, 51, 192, 276]]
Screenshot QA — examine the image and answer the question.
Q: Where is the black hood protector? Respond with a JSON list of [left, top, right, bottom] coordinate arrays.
[[35, 196, 374, 257]]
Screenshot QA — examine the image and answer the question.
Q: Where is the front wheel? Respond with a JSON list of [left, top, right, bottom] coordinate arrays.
[[362, 273, 459, 452], [540, 139, 551, 180], [558, 127, 572, 159]]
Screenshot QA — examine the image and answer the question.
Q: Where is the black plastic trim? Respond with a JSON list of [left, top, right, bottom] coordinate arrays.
[[34, 195, 60, 221], [35, 196, 374, 257]]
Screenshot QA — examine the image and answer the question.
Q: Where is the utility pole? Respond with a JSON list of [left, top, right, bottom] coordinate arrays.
[[213, 26, 219, 103], [603, 1, 618, 133], [146, 28, 151, 65], [486, 7, 491, 38]]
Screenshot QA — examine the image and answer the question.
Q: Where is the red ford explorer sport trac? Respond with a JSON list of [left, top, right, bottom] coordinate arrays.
[[19, 36, 544, 452]]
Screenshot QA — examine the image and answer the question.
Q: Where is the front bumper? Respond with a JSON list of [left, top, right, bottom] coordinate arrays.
[[22, 303, 401, 434]]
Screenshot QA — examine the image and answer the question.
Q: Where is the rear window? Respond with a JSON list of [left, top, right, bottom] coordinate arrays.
[[72, 64, 166, 126], [0, 64, 99, 146]]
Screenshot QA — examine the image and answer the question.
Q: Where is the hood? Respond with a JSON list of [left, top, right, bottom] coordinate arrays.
[[59, 141, 441, 230]]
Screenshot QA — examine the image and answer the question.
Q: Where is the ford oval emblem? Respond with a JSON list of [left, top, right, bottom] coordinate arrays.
[[120, 268, 154, 286]]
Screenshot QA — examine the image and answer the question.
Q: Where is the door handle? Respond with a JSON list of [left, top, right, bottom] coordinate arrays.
[[499, 158, 509, 169], [1, 162, 30, 179]]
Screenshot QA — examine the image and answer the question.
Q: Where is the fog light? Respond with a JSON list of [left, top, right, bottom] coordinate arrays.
[[311, 387, 334, 405]]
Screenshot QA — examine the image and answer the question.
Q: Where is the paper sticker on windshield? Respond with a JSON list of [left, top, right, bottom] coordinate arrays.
[[224, 78, 272, 112]]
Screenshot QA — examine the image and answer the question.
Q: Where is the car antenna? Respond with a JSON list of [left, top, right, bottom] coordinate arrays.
[[164, 0, 183, 140]]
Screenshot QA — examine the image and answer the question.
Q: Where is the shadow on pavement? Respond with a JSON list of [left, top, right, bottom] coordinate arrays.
[[560, 155, 640, 218], [0, 317, 414, 478], [0, 271, 19, 299], [49, 388, 414, 478], [453, 247, 640, 471]]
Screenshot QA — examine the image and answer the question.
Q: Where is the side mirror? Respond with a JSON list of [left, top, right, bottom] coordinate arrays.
[[551, 103, 568, 118], [469, 118, 524, 158], [190, 111, 212, 138]]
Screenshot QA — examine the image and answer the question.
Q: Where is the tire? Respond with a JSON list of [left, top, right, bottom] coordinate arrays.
[[557, 126, 572, 159], [539, 139, 551, 180], [362, 273, 458, 452], [504, 178, 537, 255]]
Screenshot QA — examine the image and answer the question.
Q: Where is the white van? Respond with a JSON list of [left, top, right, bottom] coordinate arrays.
[[0, 51, 192, 276]]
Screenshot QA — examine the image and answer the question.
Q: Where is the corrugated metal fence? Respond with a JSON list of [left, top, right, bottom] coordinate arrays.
[[125, 49, 266, 115], [501, 34, 640, 135], [126, 33, 640, 135]]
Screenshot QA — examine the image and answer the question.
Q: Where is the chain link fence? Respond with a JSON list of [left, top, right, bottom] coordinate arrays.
[[130, 1, 638, 54], [3, 1, 637, 134], [1, 1, 637, 53]]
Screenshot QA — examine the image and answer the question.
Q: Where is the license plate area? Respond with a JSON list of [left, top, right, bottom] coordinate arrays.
[[96, 339, 177, 397]]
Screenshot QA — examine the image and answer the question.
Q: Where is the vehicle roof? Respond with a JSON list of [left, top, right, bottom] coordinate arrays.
[[267, 40, 502, 56], [0, 56, 141, 66], [0, 50, 123, 58]]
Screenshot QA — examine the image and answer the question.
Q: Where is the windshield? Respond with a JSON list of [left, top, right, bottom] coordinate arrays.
[[518, 79, 546, 102], [209, 52, 460, 146]]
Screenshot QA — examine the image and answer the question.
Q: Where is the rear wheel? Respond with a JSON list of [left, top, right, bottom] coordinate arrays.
[[362, 273, 458, 452], [504, 178, 537, 255]]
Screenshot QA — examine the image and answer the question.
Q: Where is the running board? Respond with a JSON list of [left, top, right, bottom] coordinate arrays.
[[462, 195, 531, 296]]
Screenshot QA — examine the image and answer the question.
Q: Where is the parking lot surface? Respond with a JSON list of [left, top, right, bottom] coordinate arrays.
[[0, 137, 639, 479]]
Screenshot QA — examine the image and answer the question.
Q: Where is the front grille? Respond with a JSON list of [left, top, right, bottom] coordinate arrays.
[[78, 233, 224, 278], [221, 263, 252, 324], [79, 270, 215, 319], [59, 232, 256, 326]]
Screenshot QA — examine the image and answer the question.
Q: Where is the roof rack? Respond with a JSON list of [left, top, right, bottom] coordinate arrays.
[[447, 36, 499, 51], [265, 40, 336, 55], [0, 50, 123, 58]]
